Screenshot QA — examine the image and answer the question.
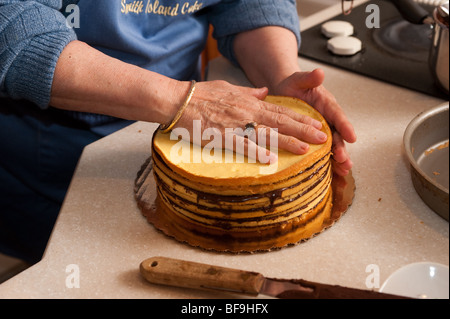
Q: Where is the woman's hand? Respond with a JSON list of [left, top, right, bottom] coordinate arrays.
[[174, 80, 329, 164], [272, 69, 357, 176], [231, 26, 356, 176]]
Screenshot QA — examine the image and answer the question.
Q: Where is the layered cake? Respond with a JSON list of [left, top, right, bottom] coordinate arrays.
[[137, 96, 336, 252]]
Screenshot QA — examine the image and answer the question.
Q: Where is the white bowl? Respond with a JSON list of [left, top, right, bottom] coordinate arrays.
[[380, 262, 449, 299]]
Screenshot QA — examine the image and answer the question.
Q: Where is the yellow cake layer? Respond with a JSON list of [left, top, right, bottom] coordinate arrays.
[[152, 96, 332, 188]]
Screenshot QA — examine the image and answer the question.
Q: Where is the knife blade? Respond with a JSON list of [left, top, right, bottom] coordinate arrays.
[[140, 256, 410, 299]]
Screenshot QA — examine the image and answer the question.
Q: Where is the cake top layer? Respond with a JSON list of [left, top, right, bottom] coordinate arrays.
[[153, 96, 332, 180]]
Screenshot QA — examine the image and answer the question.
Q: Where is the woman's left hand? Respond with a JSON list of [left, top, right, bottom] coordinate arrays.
[[272, 68, 357, 176]]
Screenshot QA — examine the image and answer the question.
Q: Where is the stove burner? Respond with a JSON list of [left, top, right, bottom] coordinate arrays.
[[373, 18, 433, 62], [298, 0, 447, 99]]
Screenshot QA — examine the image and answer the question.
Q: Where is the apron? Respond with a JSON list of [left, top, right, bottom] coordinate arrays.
[[75, 0, 220, 80]]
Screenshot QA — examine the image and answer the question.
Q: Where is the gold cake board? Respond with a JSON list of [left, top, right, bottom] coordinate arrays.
[[134, 157, 355, 253]]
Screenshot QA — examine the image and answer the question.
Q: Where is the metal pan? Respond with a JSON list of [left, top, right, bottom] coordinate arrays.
[[403, 102, 449, 221]]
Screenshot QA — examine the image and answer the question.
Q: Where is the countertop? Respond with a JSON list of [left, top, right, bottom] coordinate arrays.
[[0, 1, 448, 299]]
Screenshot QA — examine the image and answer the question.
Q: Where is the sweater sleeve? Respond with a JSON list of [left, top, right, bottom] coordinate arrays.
[[0, 0, 77, 108], [207, 0, 301, 67]]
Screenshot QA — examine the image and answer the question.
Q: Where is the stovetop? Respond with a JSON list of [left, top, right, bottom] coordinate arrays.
[[299, 0, 448, 99]]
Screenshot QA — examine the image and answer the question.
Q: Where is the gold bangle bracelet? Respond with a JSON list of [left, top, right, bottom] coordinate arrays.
[[159, 80, 196, 134]]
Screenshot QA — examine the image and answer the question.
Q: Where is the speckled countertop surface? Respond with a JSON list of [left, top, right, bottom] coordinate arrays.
[[0, 1, 448, 299]]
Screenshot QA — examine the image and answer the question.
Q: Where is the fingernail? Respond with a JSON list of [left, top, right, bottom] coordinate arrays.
[[268, 152, 278, 164], [299, 143, 309, 153], [317, 131, 327, 142], [312, 120, 323, 129]]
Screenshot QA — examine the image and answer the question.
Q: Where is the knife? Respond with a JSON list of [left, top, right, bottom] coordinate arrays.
[[140, 256, 410, 299]]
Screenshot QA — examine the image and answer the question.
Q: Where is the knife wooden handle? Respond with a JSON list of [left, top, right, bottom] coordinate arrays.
[[140, 256, 265, 296]]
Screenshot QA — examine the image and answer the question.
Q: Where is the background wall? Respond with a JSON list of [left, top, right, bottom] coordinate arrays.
[[297, 0, 337, 18]]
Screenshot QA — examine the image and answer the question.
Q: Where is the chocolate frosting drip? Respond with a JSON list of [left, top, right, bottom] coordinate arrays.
[[159, 175, 329, 223], [154, 163, 330, 215], [159, 195, 331, 247]]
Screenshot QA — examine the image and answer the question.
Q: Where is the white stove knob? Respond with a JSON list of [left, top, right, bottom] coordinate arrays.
[[321, 20, 354, 38], [327, 36, 362, 56]]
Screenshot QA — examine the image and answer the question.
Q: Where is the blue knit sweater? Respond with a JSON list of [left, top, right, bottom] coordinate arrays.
[[0, 0, 300, 129]]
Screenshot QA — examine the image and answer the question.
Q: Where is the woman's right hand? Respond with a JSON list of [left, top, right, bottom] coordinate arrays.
[[173, 80, 329, 164]]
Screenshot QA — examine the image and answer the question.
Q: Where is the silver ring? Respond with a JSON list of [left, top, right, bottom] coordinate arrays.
[[244, 121, 258, 130], [243, 121, 258, 137]]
